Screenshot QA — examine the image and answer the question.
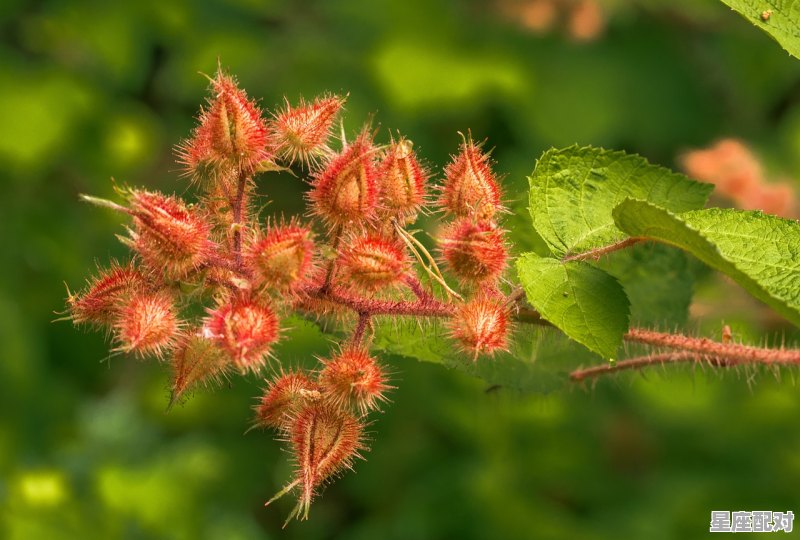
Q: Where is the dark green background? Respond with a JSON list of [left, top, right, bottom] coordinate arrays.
[[3, 0, 800, 538]]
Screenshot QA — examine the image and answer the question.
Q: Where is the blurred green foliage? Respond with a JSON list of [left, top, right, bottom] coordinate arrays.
[[3, 0, 800, 538]]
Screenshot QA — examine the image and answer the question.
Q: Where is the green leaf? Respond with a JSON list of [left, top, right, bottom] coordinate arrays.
[[719, 0, 800, 59], [528, 146, 712, 256], [613, 200, 800, 327], [598, 243, 694, 327], [516, 253, 630, 359], [371, 319, 597, 394]]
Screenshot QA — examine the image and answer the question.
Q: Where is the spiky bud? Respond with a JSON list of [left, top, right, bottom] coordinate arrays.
[[288, 404, 364, 521], [309, 131, 379, 228], [439, 138, 501, 220], [254, 371, 321, 431], [68, 262, 141, 326], [245, 221, 315, 291], [319, 348, 389, 415], [439, 218, 507, 284], [128, 190, 213, 280], [114, 291, 179, 358], [177, 69, 271, 178], [378, 138, 428, 223], [203, 299, 279, 372], [270, 94, 345, 166], [169, 331, 232, 407], [448, 296, 510, 358], [336, 234, 409, 292]]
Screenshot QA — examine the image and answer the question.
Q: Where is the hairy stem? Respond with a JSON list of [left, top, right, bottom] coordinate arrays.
[[562, 237, 643, 262], [231, 168, 249, 267], [351, 312, 371, 345], [321, 225, 343, 293], [303, 285, 455, 318], [624, 327, 800, 365], [403, 274, 434, 302], [569, 352, 729, 382]]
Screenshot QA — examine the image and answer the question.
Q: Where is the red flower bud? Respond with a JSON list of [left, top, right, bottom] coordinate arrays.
[[439, 138, 501, 219], [288, 404, 364, 521], [378, 138, 428, 223], [177, 69, 270, 178], [203, 299, 279, 373], [114, 291, 179, 358], [245, 221, 315, 291], [169, 331, 231, 407], [270, 94, 346, 166], [254, 371, 321, 431], [449, 296, 511, 358], [319, 348, 389, 415], [439, 218, 507, 284], [309, 131, 379, 228], [336, 234, 409, 292], [128, 190, 213, 280], [68, 262, 141, 326]]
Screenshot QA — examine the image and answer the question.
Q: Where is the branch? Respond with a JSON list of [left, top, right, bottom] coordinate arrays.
[[624, 327, 800, 365], [350, 312, 371, 346], [571, 331, 800, 382], [569, 352, 726, 382], [231, 167, 249, 267], [562, 237, 643, 262], [301, 285, 455, 318]]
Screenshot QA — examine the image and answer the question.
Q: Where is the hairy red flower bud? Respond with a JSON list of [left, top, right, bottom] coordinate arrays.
[[319, 348, 389, 415], [270, 94, 345, 166], [128, 190, 213, 280], [308, 131, 379, 228], [245, 221, 315, 291], [177, 69, 270, 178], [203, 299, 279, 372], [114, 291, 179, 358], [287, 404, 364, 521], [439, 218, 507, 284], [378, 138, 428, 223], [254, 371, 321, 431], [68, 262, 141, 326], [439, 138, 501, 219], [169, 331, 232, 407], [336, 234, 409, 291], [449, 296, 511, 358]]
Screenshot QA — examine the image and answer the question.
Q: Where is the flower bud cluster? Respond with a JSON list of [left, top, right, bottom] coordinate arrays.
[[68, 65, 521, 525], [254, 347, 387, 521], [436, 137, 511, 356]]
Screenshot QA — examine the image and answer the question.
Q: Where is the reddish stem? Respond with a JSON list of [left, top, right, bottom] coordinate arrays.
[[403, 274, 434, 302], [624, 327, 800, 365], [562, 237, 643, 262], [231, 168, 248, 267], [351, 312, 371, 345], [569, 352, 730, 382], [303, 285, 455, 318]]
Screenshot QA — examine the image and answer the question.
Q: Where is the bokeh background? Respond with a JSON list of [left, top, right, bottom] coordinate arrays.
[[3, 0, 800, 538]]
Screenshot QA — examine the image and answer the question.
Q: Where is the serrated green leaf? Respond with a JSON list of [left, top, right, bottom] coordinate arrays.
[[371, 319, 597, 394], [613, 200, 800, 327], [516, 253, 630, 358], [719, 0, 800, 59], [528, 146, 712, 256], [598, 243, 694, 327]]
